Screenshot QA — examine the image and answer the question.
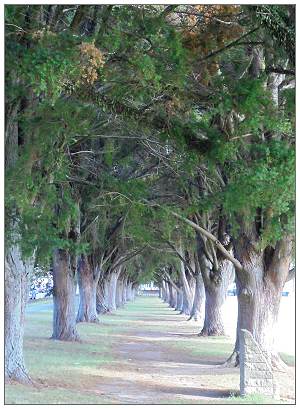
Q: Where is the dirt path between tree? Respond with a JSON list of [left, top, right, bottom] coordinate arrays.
[[91, 298, 241, 404], [89, 297, 295, 404]]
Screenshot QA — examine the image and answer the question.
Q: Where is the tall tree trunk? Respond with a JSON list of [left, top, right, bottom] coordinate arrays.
[[122, 277, 128, 304], [167, 281, 176, 308], [96, 277, 109, 314], [162, 280, 169, 302], [132, 284, 138, 300], [5, 243, 34, 383], [5, 98, 35, 382], [180, 288, 192, 315], [106, 269, 120, 311], [116, 275, 125, 308], [197, 231, 234, 336], [178, 247, 193, 315], [175, 287, 183, 311], [200, 258, 233, 336], [77, 255, 100, 323], [188, 272, 205, 321], [126, 281, 134, 301], [52, 249, 79, 341], [226, 233, 293, 369], [201, 282, 225, 335]]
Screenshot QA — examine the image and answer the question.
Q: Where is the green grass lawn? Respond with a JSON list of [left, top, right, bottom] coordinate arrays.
[[5, 296, 294, 404]]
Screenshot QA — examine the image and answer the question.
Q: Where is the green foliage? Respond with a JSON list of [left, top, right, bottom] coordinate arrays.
[[99, 6, 188, 110], [20, 33, 79, 101], [5, 98, 98, 261], [5, 4, 295, 271]]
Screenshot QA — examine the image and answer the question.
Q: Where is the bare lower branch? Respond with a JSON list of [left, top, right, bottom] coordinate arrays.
[[170, 210, 245, 274]]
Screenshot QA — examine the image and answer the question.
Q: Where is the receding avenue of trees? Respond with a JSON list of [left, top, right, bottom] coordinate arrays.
[[5, 4, 295, 385]]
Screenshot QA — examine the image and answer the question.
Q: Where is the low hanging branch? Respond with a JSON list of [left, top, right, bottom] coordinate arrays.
[[163, 271, 181, 293], [140, 198, 244, 272], [165, 239, 195, 276], [111, 246, 147, 272], [169, 210, 246, 274]]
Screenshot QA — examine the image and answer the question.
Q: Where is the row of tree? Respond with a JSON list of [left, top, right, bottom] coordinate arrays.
[[5, 4, 295, 384]]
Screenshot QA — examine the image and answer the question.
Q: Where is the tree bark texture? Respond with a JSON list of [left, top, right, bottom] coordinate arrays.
[[106, 269, 121, 311], [96, 277, 110, 314], [178, 247, 194, 315], [232, 232, 293, 368], [161, 280, 169, 302], [175, 288, 183, 311], [5, 98, 34, 382], [116, 275, 125, 308], [5, 243, 34, 383], [121, 277, 128, 304], [76, 255, 100, 323], [126, 281, 134, 301], [167, 281, 176, 308], [52, 249, 79, 341], [189, 272, 205, 321], [197, 233, 234, 336]]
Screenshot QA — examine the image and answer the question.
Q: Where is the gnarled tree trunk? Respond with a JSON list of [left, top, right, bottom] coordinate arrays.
[[226, 234, 293, 369], [178, 247, 194, 315], [96, 277, 110, 314], [197, 231, 234, 336], [201, 258, 234, 336], [5, 243, 35, 383], [52, 249, 79, 341], [77, 255, 100, 323]]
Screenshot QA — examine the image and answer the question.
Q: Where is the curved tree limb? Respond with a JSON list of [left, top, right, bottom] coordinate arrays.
[[170, 210, 246, 274]]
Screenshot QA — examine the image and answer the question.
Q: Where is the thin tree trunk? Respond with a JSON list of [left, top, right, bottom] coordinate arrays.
[[106, 270, 121, 311], [52, 249, 79, 341], [167, 281, 176, 308], [126, 281, 134, 301], [180, 288, 192, 315], [77, 255, 99, 323], [122, 277, 128, 304], [96, 277, 110, 314], [162, 280, 169, 303], [178, 247, 193, 315], [175, 287, 183, 311], [132, 284, 138, 300], [116, 276, 124, 308], [5, 243, 34, 383], [188, 273, 205, 321]]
